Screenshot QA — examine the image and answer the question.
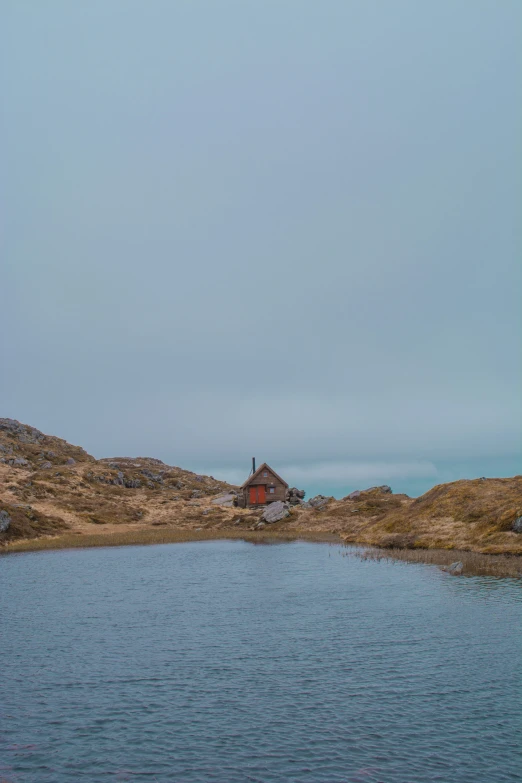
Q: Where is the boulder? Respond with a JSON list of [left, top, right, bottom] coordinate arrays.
[[211, 493, 236, 507], [345, 490, 361, 500], [261, 501, 290, 523], [512, 516, 522, 534], [0, 510, 11, 533], [11, 458, 29, 467], [40, 461, 52, 470], [191, 490, 203, 498], [66, 457, 76, 465]]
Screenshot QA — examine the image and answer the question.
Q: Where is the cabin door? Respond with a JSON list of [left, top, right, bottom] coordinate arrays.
[[249, 485, 267, 504]]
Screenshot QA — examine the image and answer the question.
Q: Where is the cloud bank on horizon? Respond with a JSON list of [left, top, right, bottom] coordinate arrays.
[[211, 460, 438, 490], [2, 1, 520, 491]]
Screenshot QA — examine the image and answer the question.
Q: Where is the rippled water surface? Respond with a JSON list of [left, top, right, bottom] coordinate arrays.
[[2, 541, 521, 782]]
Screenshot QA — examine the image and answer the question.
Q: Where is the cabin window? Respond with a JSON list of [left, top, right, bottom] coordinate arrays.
[[263, 471, 268, 477], [269, 487, 275, 494]]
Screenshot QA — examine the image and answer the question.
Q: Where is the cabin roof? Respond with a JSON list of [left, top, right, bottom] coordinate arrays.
[[241, 462, 289, 489]]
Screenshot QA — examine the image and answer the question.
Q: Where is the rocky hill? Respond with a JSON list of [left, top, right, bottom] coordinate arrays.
[[0, 418, 238, 542], [1, 418, 521, 556]]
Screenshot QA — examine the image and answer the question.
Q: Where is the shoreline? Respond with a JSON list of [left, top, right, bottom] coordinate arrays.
[[3, 527, 521, 577], [1, 527, 342, 554]]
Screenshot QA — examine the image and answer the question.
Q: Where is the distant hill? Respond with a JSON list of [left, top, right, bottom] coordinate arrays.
[[0, 418, 236, 542], [1, 418, 521, 557]]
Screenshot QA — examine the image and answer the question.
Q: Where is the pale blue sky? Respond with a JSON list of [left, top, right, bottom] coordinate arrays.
[[2, 1, 521, 495]]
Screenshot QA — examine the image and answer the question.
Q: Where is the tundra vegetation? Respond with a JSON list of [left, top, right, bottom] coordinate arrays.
[[1, 418, 521, 576]]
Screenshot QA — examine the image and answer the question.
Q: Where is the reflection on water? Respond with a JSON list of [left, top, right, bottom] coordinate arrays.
[[2, 540, 521, 783]]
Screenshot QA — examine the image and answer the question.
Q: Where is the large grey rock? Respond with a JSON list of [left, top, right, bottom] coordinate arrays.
[[0, 510, 11, 533], [211, 493, 236, 507], [66, 457, 76, 465], [512, 516, 522, 533], [261, 501, 290, 523], [40, 461, 52, 470], [345, 490, 361, 500]]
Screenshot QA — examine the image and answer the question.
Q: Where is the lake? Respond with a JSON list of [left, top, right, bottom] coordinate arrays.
[[1, 540, 521, 782]]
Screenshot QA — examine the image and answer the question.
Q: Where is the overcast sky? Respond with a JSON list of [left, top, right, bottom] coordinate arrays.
[[2, 1, 521, 495]]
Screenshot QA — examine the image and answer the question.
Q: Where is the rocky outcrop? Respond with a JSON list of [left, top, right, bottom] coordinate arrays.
[[344, 485, 392, 500], [286, 487, 306, 505], [306, 495, 332, 510], [0, 418, 45, 444]]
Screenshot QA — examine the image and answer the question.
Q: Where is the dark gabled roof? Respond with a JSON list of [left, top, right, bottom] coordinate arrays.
[[241, 462, 289, 489]]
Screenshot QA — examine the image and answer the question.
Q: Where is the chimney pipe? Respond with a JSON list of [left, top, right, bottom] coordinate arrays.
[[252, 457, 256, 475]]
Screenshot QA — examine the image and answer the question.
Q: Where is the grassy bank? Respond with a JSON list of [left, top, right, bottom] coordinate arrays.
[[349, 545, 522, 578]]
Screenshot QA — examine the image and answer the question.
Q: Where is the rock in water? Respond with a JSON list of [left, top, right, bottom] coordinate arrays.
[[447, 561, 464, 575], [261, 501, 290, 523]]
